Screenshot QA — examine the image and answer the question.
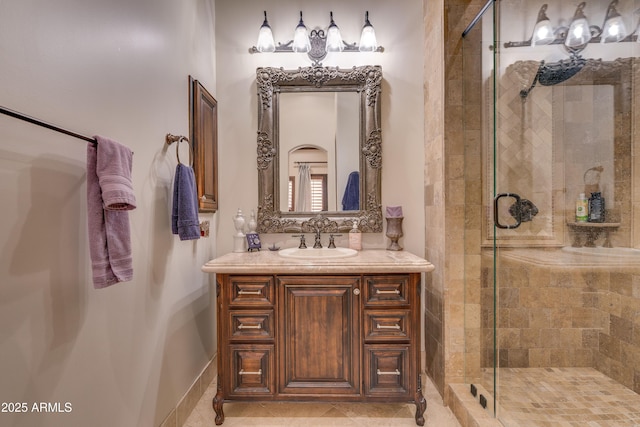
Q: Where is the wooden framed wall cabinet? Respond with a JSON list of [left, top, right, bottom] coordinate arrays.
[[189, 76, 218, 213]]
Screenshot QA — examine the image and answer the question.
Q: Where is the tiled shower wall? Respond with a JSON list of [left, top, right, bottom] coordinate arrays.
[[423, 0, 487, 399], [423, 0, 446, 394], [482, 254, 640, 394]]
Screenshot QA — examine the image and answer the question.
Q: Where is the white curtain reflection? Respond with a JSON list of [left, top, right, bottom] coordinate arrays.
[[296, 163, 311, 211]]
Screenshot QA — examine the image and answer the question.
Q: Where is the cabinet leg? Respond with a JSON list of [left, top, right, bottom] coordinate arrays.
[[414, 374, 427, 426], [212, 388, 224, 425]]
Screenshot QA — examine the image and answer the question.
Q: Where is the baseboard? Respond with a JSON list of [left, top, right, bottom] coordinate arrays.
[[159, 354, 217, 427]]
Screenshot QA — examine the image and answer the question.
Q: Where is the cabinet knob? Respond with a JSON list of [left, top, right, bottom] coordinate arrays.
[[353, 288, 361, 296]]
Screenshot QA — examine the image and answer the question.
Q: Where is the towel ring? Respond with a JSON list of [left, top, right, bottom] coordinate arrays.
[[165, 133, 193, 167]]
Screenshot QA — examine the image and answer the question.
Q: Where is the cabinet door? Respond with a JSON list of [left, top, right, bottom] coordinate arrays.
[[363, 275, 410, 306], [228, 344, 274, 396], [229, 310, 275, 341], [364, 310, 411, 341], [228, 276, 274, 306], [364, 344, 411, 398], [278, 276, 361, 395]]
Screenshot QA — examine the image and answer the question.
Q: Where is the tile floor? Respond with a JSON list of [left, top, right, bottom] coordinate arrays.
[[183, 373, 461, 427], [489, 368, 640, 427]]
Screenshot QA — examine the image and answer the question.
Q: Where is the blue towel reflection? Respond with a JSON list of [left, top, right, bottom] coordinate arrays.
[[342, 171, 359, 211]]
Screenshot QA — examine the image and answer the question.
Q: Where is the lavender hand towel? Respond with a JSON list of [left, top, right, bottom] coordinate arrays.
[[171, 163, 200, 241], [87, 136, 136, 289]]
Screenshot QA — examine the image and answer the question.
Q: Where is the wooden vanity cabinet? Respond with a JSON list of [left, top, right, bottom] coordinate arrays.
[[213, 273, 426, 426]]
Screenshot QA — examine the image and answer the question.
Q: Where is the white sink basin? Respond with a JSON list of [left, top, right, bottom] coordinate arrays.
[[278, 247, 358, 260]]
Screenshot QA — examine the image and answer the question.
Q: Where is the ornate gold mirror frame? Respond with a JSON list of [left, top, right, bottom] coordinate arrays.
[[256, 65, 383, 233]]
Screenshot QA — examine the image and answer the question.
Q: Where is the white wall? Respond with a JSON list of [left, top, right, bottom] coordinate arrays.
[[215, 0, 425, 255], [0, 0, 217, 426]]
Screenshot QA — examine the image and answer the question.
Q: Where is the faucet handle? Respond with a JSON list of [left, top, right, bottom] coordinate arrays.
[[328, 234, 342, 249], [292, 234, 307, 249], [313, 230, 323, 249]]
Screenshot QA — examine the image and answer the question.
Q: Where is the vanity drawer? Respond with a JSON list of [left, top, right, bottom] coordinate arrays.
[[228, 276, 274, 306], [364, 310, 411, 341], [363, 275, 410, 306], [228, 344, 274, 396], [364, 344, 410, 398], [229, 310, 274, 341]]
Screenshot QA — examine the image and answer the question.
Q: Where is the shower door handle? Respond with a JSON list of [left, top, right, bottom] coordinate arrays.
[[494, 193, 522, 229]]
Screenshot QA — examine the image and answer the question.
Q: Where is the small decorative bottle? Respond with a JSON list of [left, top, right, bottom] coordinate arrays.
[[232, 209, 246, 252], [248, 210, 257, 233], [348, 219, 362, 250]]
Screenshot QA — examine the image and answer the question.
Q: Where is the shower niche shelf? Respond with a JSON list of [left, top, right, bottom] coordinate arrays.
[[567, 222, 620, 248]]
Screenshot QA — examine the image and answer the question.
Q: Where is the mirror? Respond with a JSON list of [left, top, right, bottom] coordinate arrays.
[[256, 65, 383, 233], [280, 91, 360, 213]]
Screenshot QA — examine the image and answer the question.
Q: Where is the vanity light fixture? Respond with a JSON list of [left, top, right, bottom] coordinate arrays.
[[256, 11, 276, 53], [326, 12, 344, 52], [504, 0, 636, 52], [292, 11, 311, 53], [600, 0, 627, 43], [531, 4, 555, 46], [565, 2, 592, 48], [250, 10, 384, 65], [358, 11, 378, 52]]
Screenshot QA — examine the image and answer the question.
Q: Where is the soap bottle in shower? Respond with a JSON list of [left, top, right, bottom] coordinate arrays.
[[576, 193, 588, 222], [588, 192, 605, 223]]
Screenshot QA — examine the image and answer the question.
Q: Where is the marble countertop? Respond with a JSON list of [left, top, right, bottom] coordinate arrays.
[[202, 249, 434, 274]]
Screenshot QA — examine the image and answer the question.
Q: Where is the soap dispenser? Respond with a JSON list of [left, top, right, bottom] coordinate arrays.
[[348, 219, 362, 250]]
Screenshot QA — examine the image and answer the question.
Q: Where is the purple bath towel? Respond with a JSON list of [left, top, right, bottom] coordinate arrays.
[[87, 136, 136, 289], [171, 163, 200, 241]]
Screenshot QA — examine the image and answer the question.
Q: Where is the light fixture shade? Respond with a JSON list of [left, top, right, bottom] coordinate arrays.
[[292, 11, 310, 53], [565, 2, 592, 48], [532, 19, 555, 46], [531, 4, 555, 46], [602, 15, 627, 42], [601, 1, 627, 43], [256, 11, 276, 53], [358, 11, 378, 52], [326, 12, 344, 52]]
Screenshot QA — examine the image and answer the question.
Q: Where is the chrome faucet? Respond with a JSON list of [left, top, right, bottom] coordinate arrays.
[[313, 229, 322, 248]]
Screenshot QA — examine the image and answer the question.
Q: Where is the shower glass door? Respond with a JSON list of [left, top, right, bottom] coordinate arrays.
[[462, 0, 498, 418], [490, 1, 640, 426]]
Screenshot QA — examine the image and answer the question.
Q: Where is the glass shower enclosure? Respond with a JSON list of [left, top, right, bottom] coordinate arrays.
[[463, 0, 640, 425]]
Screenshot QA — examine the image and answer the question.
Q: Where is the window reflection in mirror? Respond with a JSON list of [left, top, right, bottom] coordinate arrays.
[[288, 147, 328, 212], [278, 91, 360, 213]]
